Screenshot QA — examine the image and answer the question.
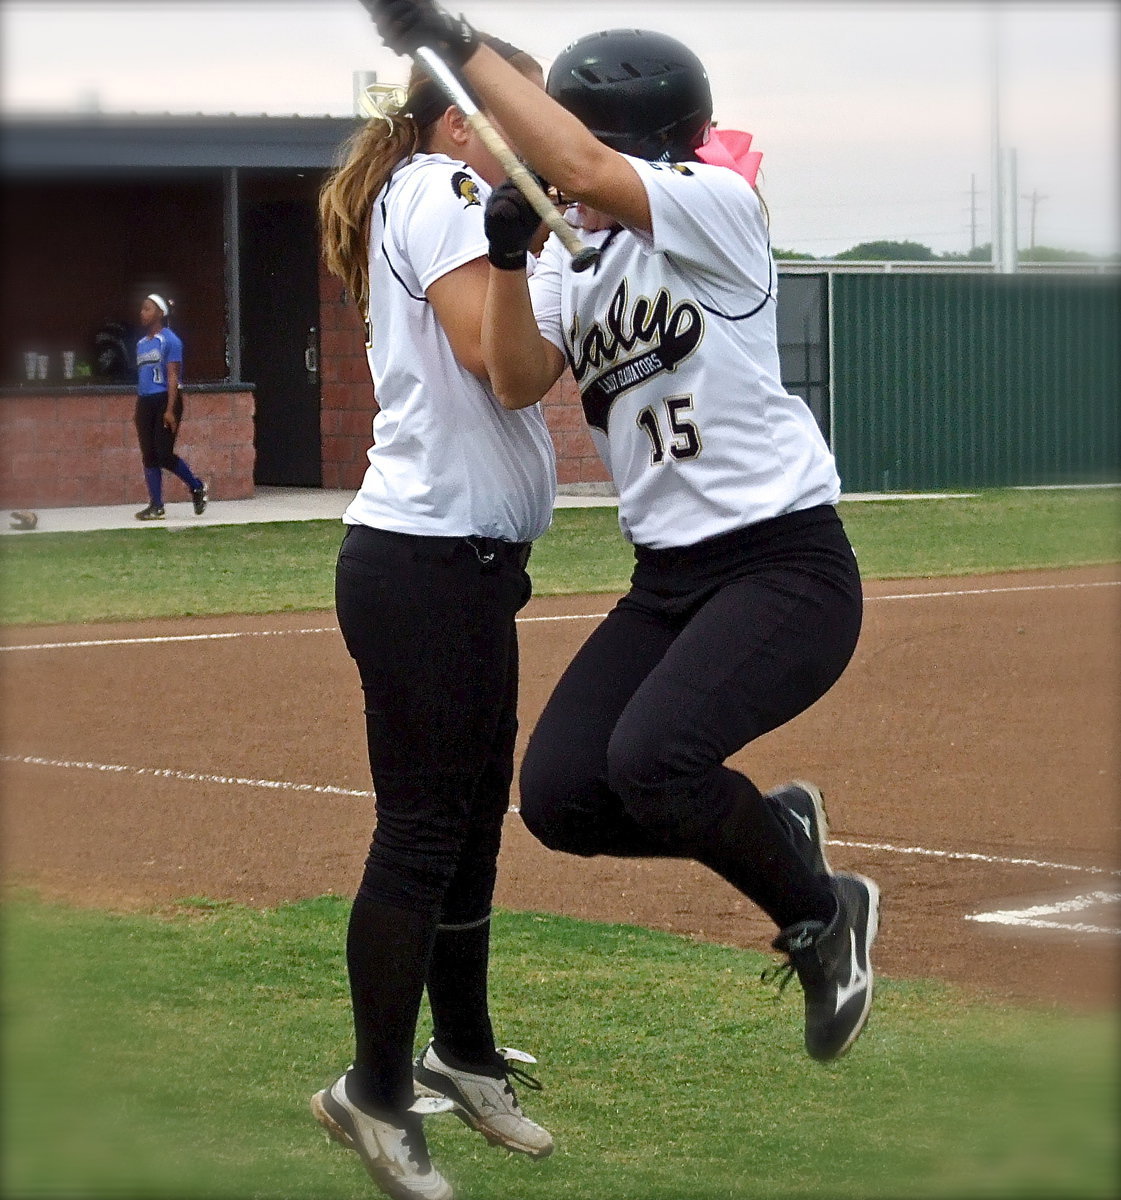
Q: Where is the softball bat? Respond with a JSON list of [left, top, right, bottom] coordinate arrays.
[[414, 45, 601, 272]]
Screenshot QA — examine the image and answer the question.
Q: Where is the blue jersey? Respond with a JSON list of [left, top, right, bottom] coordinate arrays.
[[136, 328, 183, 396]]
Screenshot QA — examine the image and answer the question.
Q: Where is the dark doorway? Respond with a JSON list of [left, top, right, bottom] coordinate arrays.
[[240, 174, 322, 486]]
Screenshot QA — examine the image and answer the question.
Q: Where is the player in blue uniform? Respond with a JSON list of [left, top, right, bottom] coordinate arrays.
[[134, 293, 207, 520]]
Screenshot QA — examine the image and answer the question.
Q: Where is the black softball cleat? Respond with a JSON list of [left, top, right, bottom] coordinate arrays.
[[767, 870, 881, 1061], [765, 780, 832, 879]]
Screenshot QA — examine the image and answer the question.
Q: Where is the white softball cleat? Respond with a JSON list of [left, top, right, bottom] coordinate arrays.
[[413, 1042, 555, 1158], [310, 1071, 454, 1200]]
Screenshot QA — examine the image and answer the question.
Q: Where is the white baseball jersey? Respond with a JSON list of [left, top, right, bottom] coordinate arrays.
[[345, 152, 556, 542], [529, 155, 840, 549]]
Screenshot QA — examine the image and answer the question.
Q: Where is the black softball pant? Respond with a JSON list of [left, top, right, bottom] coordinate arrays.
[[519, 504, 863, 930], [134, 392, 185, 471], [334, 523, 532, 1110]]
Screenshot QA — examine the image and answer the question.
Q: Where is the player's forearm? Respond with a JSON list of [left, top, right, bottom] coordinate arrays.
[[462, 45, 620, 210], [483, 269, 560, 409]]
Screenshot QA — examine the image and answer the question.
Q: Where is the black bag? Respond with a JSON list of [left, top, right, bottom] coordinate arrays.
[[93, 320, 137, 382]]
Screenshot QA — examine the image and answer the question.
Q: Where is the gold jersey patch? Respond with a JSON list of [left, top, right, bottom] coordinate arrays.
[[451, 171, 481, 207]]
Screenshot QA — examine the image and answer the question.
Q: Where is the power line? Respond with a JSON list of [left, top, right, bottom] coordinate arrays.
[[1022, 189, 1049, 250]]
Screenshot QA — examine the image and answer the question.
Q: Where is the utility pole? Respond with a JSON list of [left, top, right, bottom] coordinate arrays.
[[988, 4, 1004, 270], [970, 172, 978, 252], [1022, 188, 1047, 250], [1000, 147, 1018, 274]]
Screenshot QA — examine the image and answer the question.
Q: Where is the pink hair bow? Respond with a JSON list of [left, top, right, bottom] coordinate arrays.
[[696, 129, 763, 187]]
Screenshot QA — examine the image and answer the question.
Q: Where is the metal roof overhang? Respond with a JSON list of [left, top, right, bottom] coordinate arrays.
[[0, 114, 365, 174]]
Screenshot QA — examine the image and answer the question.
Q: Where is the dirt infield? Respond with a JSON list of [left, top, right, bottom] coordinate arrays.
[[2, 565, 1119, 1009]]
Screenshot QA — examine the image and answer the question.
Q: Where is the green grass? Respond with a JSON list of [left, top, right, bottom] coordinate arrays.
[[2, 895, 1117, 1200], [840, 487, 1121, 580], [1, 488, 1118, 627], [0, 521, 345, 627], [2, 489, 1119, 1198]]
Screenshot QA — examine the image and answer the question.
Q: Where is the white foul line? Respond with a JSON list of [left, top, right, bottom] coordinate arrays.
[[3, 751, 1117, 881], [7, 752, 1120, 937], [2, 578, 1118, 654], [872, 580, 1119, 603], [830, 838, 1121, 878], [0, 627, 339, 653], [0, 752, 374, 800], [966, 891, 1121, 935]]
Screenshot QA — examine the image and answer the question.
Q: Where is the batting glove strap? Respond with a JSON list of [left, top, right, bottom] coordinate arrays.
[[487, 245, 530, 270], [370, 0, 479, 68]]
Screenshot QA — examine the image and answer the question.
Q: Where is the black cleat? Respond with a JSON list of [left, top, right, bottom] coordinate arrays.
[[768, 871, 881, 1061], [135, 503, 165, 521], [765, 780, 832, 878], [191, 482, 208, 514]]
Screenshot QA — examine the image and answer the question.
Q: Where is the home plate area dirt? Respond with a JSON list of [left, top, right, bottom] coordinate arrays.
[[2, 565, 1119, 1009]]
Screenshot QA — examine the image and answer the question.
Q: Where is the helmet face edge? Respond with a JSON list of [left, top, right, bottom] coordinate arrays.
[[547, 28, 713, 163]]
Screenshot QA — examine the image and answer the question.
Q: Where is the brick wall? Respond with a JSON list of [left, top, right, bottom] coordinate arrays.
[[0, 386, 255, 510], [539, 372, 606, 487], [315, 259, 609, 492], [317, 264, 375, 492]]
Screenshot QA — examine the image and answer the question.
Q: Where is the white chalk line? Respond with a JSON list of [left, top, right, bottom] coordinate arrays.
[[966, 890, 1121, 935], [3, 751, 1117, 881], [2, 578, 1118, 654], [872, 579, 1119, 603], [830, 838, 1121, 879], [0, 752, 374, 800], [7, 751, 1119, 937], [0, 627, 339, 653]]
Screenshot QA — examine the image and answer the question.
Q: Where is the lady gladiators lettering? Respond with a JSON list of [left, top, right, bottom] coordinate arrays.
[[569, 280, 703, 433]]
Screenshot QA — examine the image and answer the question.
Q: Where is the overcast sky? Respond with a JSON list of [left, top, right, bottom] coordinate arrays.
[[3, 0, 1117, 257]]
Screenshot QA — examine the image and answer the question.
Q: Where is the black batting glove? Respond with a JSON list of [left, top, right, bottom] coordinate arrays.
[[485, 180, 544, 271], [366, 0, 479, 67]]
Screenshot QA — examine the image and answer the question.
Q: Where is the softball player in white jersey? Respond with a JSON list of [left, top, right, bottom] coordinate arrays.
[[374, 2, 881, 1074], [312, 36, 555, 1200]]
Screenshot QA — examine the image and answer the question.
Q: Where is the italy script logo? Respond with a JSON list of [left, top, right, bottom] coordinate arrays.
[[569, 279, 704, 433]]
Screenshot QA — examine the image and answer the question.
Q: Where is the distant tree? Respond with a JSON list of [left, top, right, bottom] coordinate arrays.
[[1019, 245, 1097, 263], [772, 247, 816, 260], [940, 244, 1103, 264], [940, 244, 992, 262], [834, 240, 936, 261]]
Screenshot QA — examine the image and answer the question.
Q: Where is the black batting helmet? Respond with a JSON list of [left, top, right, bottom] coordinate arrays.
[[546, 29, 712, 163]]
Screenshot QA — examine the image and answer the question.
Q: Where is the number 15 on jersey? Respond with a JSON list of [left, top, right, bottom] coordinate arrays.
[[637, 395, 702, 466]]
